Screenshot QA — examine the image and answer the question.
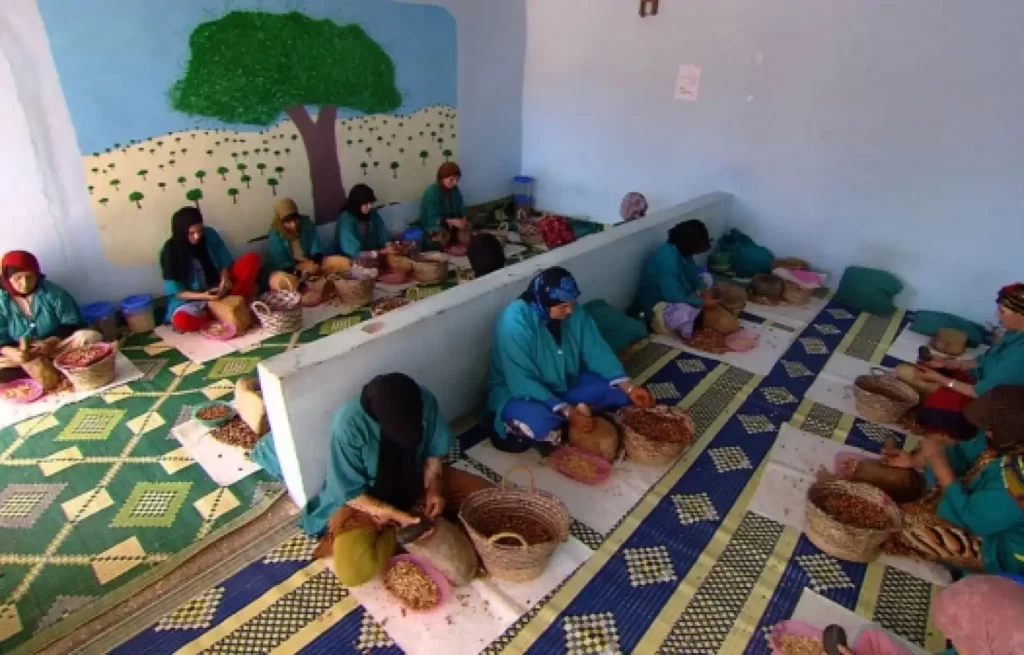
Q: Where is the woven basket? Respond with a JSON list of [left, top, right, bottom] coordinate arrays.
[[385, 254, 415, 275], [412, 253, 449, 285], [19, 339, 61, 391], [54, 343, 116, 392], [750, 273, 785, 300], [457, 269, 475, 285], [772, 257, 810, 270], [621, 406, 696, 466], [782, 280, 814, 305], [332, 272, 375, 306], [806, 480, 901, 562], [305, 275, 333, 298], [459, 466, 570, 582], [711, 283, 747, 316], [853, 369, 920, 424], [252, 290, 302, 335], [516, 219, 545, 247]]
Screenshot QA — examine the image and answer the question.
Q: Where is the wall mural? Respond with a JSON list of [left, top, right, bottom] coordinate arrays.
[[39, 0, 458, 267]]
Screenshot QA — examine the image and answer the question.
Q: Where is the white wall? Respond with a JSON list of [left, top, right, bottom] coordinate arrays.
[[0, 0, 525, 304], [521, 0, 1024, 322], [259, 192, 733, 508]]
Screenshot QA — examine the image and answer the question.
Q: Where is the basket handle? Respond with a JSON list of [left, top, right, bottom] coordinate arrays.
[[487, 531, 528, 548], [501, 465, 535, 493], [250, 301, 271, 318], [280, 275, 297, 292]]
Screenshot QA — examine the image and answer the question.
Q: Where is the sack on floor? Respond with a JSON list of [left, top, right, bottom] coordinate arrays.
[[847, 459, 926, 504], [208, 295, 253, 333], [834, 266, 903, 317], [569, 415, 619, 462], [584, 300, 648, 352], [404, 517, 478, 587], [931, 328, 968, 356], [235, 376, 268, 435], [703, 305, 741, 335], [714, 229, 774, 278], [911, 311, 986, 347]]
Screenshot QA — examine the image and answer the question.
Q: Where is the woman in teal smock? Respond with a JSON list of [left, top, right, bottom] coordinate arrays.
[[0, 250, 101, 383], [487, 267, 656, 452], [264, 198, 348, 290], [250, 373, 492, 586], [419, 162, 469, 251], [161, 207, 261, 332], [334, 184, 393, 258], [633, 219, 715, 326], [883, 385, 1024, 575], [915, 283, 1024, 438]]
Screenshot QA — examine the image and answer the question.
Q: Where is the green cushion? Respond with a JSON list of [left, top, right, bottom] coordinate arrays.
[[584, 299, 648, 351], [911, 311, 987, 347], [834, 266, 903, 317], [714, 229, 775, 278]]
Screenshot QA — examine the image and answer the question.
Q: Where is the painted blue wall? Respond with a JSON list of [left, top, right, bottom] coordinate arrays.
[[522, 0, 1024, 321]]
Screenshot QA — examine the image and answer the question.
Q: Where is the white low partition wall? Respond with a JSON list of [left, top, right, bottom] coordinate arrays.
[[259, 191, 734, 508]]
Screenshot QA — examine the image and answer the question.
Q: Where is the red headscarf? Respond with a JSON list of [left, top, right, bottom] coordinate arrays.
[[1, 251, 43, 297]]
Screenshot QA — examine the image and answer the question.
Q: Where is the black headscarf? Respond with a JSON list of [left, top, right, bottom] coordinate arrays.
[[668, 219, 711, 257], [160, 207, 219, 285], [467, 233, 505, 278], [520, 266, 581, 344], [362, 373, 425, 512], [343, 184, 378, 221]]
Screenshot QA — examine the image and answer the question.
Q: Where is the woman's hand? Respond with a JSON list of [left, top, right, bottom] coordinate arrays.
[[296, 260, 318, 275], [423, 488, 445, 520], [389, 508, 421, 527], [33, 338, 61, 358], [1, 345, 26, 365], [922, 356, 953, 370], [629, 385, 656, 408], [882, 447, 916, 469], [446, 218, 470, 230]]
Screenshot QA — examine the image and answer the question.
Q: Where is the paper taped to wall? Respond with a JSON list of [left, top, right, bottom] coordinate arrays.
[[675, 64, 702, 101]]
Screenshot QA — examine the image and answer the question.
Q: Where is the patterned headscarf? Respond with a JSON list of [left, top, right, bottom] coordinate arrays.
[[521, 267, 580, 318], [933, 575, 1024, 655], [965, 386, 1024, 452], [270, 198, 302, 241], [619, 192, 648, 221], [998, 283, 1024, 315]]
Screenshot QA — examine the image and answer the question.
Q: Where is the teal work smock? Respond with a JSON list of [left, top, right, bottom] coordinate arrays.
[[0, 280, 84, 346], [487, 299, 628, 436], [162, 227, 234, 322], [334, 210, 390, 258], [973, 330, 1024, 396], [633, 243, 706, 320], [265, 216, 323, 272]]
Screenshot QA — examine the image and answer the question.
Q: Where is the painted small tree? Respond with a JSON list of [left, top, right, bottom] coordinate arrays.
[[267, 177, 279, 196], [169, 11, 400, 224], [228, 188, 239, 204], [207, 149, 214, 157], [237, 163, 248, 175], [87, 185, 94, 195], [158, 182, 167, 191], [242, 150, 249, 157], [195, 170, 207, 185], [256, 163, 267, 176], [91, 167, 99, 174], [443, 149, 453, 162], [274, 165, 285, 178], [232, 152, 239, 159], [99, 198, 109, 206], [390, 161, 399, 179], [129, 191, 144, 208], [177, 176, 187, 186], [360, 162, 368, 176], [169, 159, 176, 167], [241, 174, 252, 189], [420, 150, 429, 166], [186, 188, 203, 208], [217, 166, 230, 180], [108, 163, 116, 170], [137, 169, 148, 181], [110, 179, 121, 190]]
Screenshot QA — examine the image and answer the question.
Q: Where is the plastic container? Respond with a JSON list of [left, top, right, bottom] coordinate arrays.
[[513, 175, 534, 211], [192, 401, 236, 429], [120, 295, 155, 334], [82, 301, 118, 342], [401, 226, 425, 245], [384, 554, 450, 613]]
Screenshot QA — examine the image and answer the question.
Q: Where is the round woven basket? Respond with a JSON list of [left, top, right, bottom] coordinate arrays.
[[305, 275, 332, 297], [711, 283, 747, 316], [853, 369, 919, 424], [750, 273, 785, 300], [457, 269, 475, 285], [385, 254, 415, 275], [806, 480, 901, 562], [332, 272, 375, 306], [252, 289, 302, 335], [459, 466, 570, 582], [412, 253, 449, 285], [621, 405, 696, 466], [782, 281, 814, 305], [54, 343, 116, 392], [516, 219, 545, 247]]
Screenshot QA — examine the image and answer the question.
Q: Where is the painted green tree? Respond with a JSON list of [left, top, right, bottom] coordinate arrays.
[[169, 11, 400, 224], [110, 179, 121, 190], [177, 176, 187, 187], [186, 188, 203, 208], [158, 182, 167, 191], [256, 163, 267, 176], [195, 170, 207, 184], [390, 161, 399, 179], [228, 188, 239, 204], [99, 198, 109, 206], [217, 166, 230, 180], [420, 150, 429, 165], [241, 174, 252, 189], [137, 169, 148, 181], [443, 149, 453, 162], [87, 185, 94, 195], [274, 166, 285, 178], [267, 177, 279, 196], [129, 191, 144, 208], [360, 162, 368, 176]]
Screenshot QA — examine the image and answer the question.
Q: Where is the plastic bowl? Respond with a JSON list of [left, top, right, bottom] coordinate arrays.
[[200, 321, 237, 341], [768, 620, 824, 653], [550, 447, 613, 485], [0, 378, 44, 405], [726, 329, 759, 352], [445, 245, 468, 257], [192, 401, 236, 429], [385, 554, 450, 613]]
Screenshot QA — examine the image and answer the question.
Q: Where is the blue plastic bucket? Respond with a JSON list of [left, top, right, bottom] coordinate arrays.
[[401, 226, 425, 243], [82, 301, 117, 341], [120, 294, 155, 334]]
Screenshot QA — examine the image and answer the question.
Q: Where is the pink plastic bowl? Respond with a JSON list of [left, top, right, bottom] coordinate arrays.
[[550, 447, 613, 485], [0, 378, 44, 405], [768, 620, 823, 653], [385, 554, 450, 613], [726, 329, 759, 352]]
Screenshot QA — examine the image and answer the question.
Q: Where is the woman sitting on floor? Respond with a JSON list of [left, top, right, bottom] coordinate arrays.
[[335, 184, 395, 260], [264, 198, 349, 290], [161, 207, 261, 332], [632, 219, 718, 339], [0, 250, 101, 383], [914, 283, 1024, 439], [251, 373, 492, 587], [467, 232, 506, 278], [932, 574, 1024, 655], [878, 385, 1024, 575], [487, 266, 656, 453], [420, 162, 469, 251]]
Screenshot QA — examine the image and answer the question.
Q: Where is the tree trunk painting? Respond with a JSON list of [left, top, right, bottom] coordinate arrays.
[[287, 105, 346, 224]]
